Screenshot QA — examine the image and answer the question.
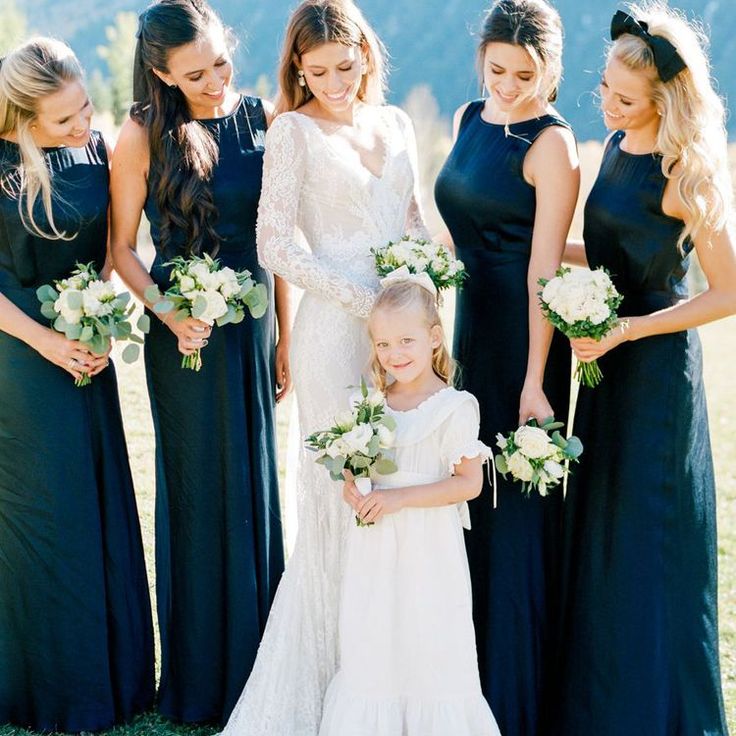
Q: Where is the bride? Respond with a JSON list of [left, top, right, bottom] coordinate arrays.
[[220, 1, 428, 734]]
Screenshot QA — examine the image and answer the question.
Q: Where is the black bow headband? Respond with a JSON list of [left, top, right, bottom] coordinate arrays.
[[610, 10, 687, 82]]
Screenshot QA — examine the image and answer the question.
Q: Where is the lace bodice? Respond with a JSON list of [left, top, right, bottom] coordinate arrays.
[[256, 106, 428, 318]]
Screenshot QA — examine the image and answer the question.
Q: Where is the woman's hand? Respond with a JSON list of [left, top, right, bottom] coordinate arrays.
[[519, 382, 554, 425], [275, 338, 292, 403], [356, 488, 404, 525], [163, 315, 212, 356], [571, 320, 630, 363], [32, 329, 108, 381], [342, 470, 362, 513]]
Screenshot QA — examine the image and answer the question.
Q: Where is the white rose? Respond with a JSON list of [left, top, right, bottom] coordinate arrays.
[[54, 289, 83, 324], [179, 275, 196, 292], [541, 278, 563, 304], [334, 410, 355, 431], [496, 432, 507, 450], [388, 243, 412, 265], [341, 423, 374, 455], [543, 460, 565, 480], [430, 258, 445, 273], [197, 289, 228, 325], [591, 269, 613, 291], [514, 425, 555, 459], [366, 388, 385, 408], [325, 437, 349, 459], [217, 267, 241, 299], [189, 263, 219, 290], [507, 451, 534, 482], [377, 424, 396, 448]]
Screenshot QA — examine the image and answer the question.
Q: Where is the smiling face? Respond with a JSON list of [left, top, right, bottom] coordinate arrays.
[[31, 79, 92, 148], [600, 55, 660, 135], [299, 41, 364, 117], [483, 42, 541, 115], [369, 304, 442, 387], [153, 23, 233, 118]]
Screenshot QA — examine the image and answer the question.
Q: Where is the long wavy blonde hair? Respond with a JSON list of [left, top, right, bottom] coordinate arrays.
[[275, 0, 387, 114], [0, 37, 84, 239], [610, 2, 732, 250], [368, 282, 455, 393]]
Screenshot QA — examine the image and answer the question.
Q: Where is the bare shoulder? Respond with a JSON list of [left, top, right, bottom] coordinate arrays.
[[531, 123, 578, 161], [113, 117, 149, 161], [261, 97, 276, 127], [452, 101, 472, 140]]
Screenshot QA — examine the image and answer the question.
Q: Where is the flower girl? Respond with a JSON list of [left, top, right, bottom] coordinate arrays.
[[318, 275, 500, 735]]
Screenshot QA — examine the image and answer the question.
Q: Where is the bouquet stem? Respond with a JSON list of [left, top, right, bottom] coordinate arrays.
[[74, 373, 92, 387], [181, 349, 203, 372], [575, 359, 603, 388], [353, 476, 374, 527]]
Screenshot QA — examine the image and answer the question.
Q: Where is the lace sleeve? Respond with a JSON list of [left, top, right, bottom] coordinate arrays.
[[393, 107, 430, 240], [256, 113, 377, 318]]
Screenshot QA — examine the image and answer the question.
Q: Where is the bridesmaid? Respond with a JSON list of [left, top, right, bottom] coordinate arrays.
[[554, 6, 734, 735], [0, 38, 154, 732], [434, 1, 579, 733], [110, 0, 288, 725]]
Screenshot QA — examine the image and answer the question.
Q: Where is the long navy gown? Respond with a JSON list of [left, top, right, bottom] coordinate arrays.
[[143, 96, 285, 725], [0, 132, 155, 732], [553, 130, 729, 735], [435, 101, 572, 736]]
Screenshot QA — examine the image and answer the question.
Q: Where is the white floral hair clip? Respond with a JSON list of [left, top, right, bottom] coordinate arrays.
[[379, 265, 438, 298]]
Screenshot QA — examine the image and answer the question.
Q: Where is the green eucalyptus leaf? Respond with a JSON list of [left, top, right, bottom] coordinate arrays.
[[144, 285, 162, 302], [374, 457, 398, 475], [127, 333, 144, 345], [121, 343, 140, 364], [36, 284, 58, 303], [191, 295, 207, 319], [137, 314, 151, 333], [495, 453, 508, 475], [65, 323, 82, 340], [80, 325, 94, 343], [66, 291, 83, 310], [40, 302, 58, 320], [153, 299, 173, 314], [53, 315, 68, 332], [380, 415, 396, 431], [565, 436, 584, 459]]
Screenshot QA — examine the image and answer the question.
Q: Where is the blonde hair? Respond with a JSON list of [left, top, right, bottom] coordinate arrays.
[[275, 0, 387, 114], [0, 37, 84, 240], [368, 282, 455, 393], [478, 0, 564, 106], [609, 2, 732, 250]]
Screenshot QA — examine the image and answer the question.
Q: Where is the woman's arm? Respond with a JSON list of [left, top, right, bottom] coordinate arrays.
[[274, 275, 292, 402], [520, 125, 580, 423], [256, 113, 378, 318], [109, 118, 211, 357]]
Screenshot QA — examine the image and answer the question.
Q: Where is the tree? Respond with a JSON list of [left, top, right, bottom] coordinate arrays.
[[97, 12, 137, 124], [0, 0, 28, 56]]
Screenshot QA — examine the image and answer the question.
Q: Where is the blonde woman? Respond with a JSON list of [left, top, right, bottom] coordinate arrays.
[[434, 1, 579, 732], [220, 1, 428, 734], [0, 38, 154, 732], [554, 4, 735, 733]]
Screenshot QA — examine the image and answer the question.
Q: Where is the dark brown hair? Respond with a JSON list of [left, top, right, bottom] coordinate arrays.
[[132, 0, 230, 256], [478, 0, 563, 103]]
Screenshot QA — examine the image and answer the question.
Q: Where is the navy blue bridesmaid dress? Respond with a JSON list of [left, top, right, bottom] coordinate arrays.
[[553, 130, 729, 735], [0, 132, 155, 732], [435, 100, 572, 736], [143, 96, 285, 725]]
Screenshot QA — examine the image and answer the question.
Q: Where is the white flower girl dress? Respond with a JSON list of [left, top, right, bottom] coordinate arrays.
[[319, 387, 501, 735]]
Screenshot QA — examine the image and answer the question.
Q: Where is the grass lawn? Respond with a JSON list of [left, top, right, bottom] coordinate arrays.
[[2, 316, 735, 736]]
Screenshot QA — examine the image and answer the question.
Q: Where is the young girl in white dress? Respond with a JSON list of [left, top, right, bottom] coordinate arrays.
[[320, 275, 501, 735]]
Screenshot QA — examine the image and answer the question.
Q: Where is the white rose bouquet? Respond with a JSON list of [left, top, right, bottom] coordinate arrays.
[[36, 262, 148, 387], [372, 235, 467, 292], [305, 379, 398, 527], [145, 253, 268, 371], [495, 417, 583, 497], [538, 267, 623, 387]]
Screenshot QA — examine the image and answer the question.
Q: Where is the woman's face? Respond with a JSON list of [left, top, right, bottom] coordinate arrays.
[[154, 23, 233, 117], [32, 79, 92, 148], [600, 56, 660, 134], [483, 42, 540, 114], [299, 42, 364, 116]]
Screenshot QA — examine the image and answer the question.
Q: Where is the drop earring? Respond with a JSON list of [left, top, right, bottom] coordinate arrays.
[[297, 69, 306, 87]]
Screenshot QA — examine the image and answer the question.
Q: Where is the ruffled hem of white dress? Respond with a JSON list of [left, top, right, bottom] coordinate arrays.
[[319, 677, 501, 736]]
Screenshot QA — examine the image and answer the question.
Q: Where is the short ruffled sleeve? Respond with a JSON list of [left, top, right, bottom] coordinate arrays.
[[440, 394, 491, 475]]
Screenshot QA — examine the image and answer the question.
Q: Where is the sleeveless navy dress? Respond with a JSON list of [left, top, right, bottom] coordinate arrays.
[[553, 131, 729, 735], [144, 97, 285, 725], [435, 100, 572, 736], [0, 132, 155, 732]]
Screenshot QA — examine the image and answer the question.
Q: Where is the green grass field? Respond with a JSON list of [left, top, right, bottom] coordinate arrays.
[[1, 316, 735, 736]]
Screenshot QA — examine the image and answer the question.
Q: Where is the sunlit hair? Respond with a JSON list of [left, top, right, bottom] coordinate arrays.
[[368, 282, 454, 393], [132, 0, 234, 257], [0, 37, 83, 239], [609, 1, 732, 250], [275, 0, 387, 114], [478, 0, 563, 105]]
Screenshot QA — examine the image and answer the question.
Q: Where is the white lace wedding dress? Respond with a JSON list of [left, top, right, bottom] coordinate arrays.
[[220, 105, 428, 735]]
